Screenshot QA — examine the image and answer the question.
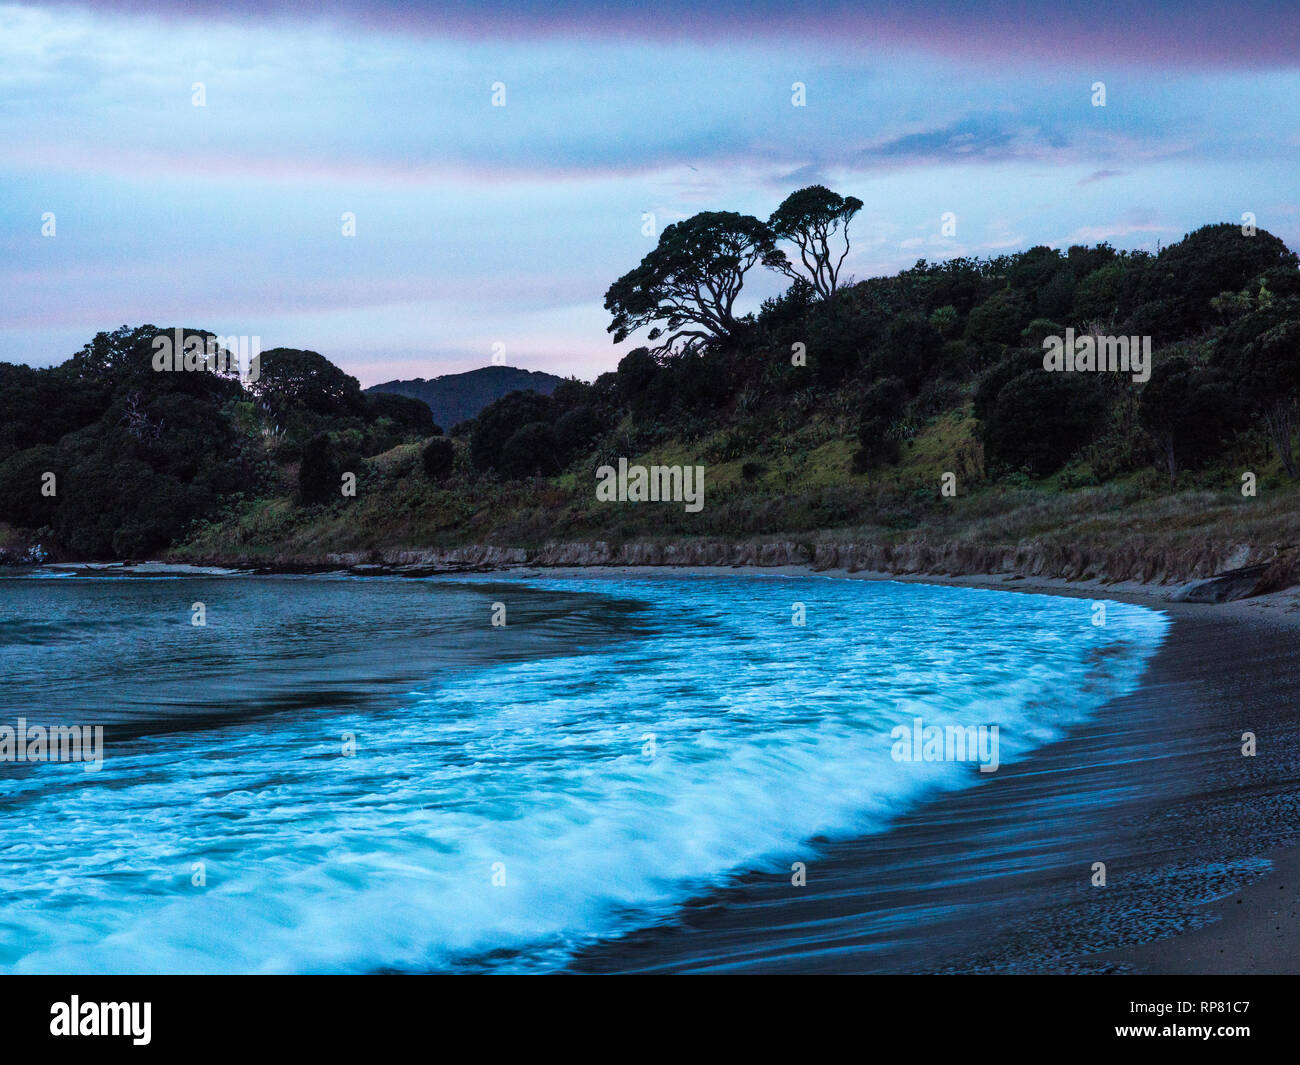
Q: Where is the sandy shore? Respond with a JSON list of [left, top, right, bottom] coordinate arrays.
[[495, 564, 1300, 974]]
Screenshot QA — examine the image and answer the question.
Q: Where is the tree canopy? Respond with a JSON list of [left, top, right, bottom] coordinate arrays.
[[251, 348, 365, 419], [604, 211, 780, 357], [767, 185, 864, 299]]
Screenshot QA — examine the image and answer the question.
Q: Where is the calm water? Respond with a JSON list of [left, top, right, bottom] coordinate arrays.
[[0, 569, 1168, 973]]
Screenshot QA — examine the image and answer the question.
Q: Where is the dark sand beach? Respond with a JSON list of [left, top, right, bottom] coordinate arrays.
[[514, 568, 1300, 975]]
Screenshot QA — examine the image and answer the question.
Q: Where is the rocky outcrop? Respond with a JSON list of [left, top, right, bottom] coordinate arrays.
[[1171, 548, 1300, 602]]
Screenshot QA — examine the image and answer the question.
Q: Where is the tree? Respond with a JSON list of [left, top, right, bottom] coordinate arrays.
[[554, 405, 610, 456], [758, 276, 818, 331], [498, 422, 562, 479], [69, 324, 244, 394], [469, 390, 553, 472], [873, 312, 943, 389], [604, 211, 779, 357], [965, 288, 1031, 350], [0, 363, 106, 463], [365, 392, 438, 437], [0, 444, 62, 528], [298, 432, 341, 504], [69, 323, 166, 382], [1213, 298, 1300, 476], [1007, 245, 1066, 306], [973, 350, 1044, 423], [1130, 224, 1297, 338], [612, 348, 659, 403], [0, 326, 255, 557], [851, 376, 907, 472], [980, 372, 1107, 477], [802, 286, 891, 386], [767, 185, 863, 299], [1138, 354, 1246, 486], [421, 437, 455, 481], [252, 349, 364, 419]]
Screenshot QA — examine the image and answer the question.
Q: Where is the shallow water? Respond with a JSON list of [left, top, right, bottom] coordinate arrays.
[[0, 570, 1168, 973]]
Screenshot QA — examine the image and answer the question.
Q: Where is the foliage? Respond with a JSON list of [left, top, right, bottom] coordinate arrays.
[[767, 185, 864, 298], [421, 437, 456, 481], [604, 211, 780, 356]]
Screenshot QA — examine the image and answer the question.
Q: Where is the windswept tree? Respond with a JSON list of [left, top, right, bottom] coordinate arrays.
[[767, 185, 864, 299], [605, 211, 779, 357]]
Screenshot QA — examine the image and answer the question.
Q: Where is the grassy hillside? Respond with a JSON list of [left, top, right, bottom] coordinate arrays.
[[4, 213, 1300, 588], [173, 389, 1299, 586]]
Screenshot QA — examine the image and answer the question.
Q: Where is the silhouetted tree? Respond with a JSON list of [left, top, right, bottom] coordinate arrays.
[[767, 185, 863, 299], [981, 372, 1107, 477], [498, 422, 562, 479], [605, 211, 780, 356], [365, 392, 438, 436], [253, 349, 365, 419], [1130, 224, 1298, 338], [851, 376, 907, 472]]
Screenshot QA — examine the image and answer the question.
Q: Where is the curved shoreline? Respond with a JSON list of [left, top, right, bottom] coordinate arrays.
[[10, 561, 1299, 973], [533, 566, 1300, 974]]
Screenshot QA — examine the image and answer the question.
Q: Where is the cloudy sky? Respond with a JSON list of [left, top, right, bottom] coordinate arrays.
[[3, 1, 1300, 385]]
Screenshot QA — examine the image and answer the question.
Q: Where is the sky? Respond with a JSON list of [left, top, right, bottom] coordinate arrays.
[[3, 1, 1300, 386]]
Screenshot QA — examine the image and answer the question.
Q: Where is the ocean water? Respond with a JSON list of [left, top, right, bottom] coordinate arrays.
[[0, 570, 1169, 973]]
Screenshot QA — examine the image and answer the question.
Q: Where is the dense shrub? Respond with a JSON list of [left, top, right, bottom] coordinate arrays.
[[981, 371, 1108, 477], [298, 432, 341, 504], [421, 437, 455, 481], [498, 422, 563, 479], [470, 391, 554, 472], [365, 392, 439, 436]]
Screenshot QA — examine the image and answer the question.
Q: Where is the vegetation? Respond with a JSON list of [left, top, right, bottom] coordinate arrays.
[[367, 365, 564, 430], [2, 194, 1298, 568]]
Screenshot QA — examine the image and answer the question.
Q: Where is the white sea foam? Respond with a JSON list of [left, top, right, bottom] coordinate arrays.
[[0, 575, 1168, 973]]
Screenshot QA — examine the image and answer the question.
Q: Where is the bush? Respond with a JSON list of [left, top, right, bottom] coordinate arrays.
[[873, 312, 942, 389], [554, 405, 611, 458], [365, 392, 439, 437], [965, 288, 1031, 349], [298, 432, 341, 504], [470, 391, 554, 472], [0, 444, 62, 528], [497, 422, 563, 479], [859, 376, 907, 426], [981, 371, 1107, 477], [421, 437, 455, 481]]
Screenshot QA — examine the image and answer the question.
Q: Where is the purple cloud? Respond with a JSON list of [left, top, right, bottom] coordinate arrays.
[[31, 0, 1300, 68]]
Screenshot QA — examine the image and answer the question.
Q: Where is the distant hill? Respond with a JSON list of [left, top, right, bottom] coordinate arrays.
[[366, 366, 566, 429]]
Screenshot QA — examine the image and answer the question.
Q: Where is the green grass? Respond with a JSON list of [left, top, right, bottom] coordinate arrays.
[[168, 411, 1300, 573]]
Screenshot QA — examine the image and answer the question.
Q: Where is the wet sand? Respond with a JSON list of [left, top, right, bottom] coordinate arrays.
[[513, 567, 1300, 974]]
